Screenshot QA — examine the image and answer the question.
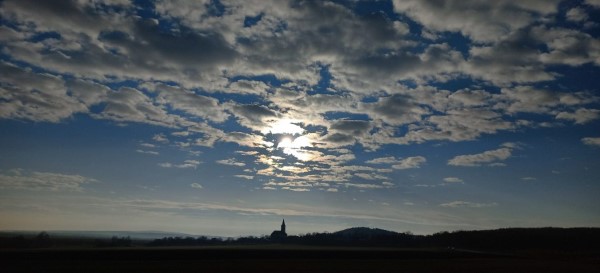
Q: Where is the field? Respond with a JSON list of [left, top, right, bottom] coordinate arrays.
[[2, 245, 599, 273]]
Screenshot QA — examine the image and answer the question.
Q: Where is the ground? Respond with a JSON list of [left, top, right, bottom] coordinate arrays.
[[2, 245, 599, 273]]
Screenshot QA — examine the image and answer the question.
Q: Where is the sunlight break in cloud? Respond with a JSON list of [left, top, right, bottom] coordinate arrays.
[[277, 135, 314, 161], [262, 119, 305, 135]]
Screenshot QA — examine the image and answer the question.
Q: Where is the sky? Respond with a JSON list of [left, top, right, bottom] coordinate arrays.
[[0, 0, 599, 237]]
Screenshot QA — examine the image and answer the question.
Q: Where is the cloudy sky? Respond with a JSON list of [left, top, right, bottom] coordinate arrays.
[[1, 0, 599, 236]]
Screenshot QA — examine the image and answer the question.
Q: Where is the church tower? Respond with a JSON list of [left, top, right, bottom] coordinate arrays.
[[281, 219, 286, 233]]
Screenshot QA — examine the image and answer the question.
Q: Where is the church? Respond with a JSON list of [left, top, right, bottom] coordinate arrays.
[[270, 219, 287, 239]]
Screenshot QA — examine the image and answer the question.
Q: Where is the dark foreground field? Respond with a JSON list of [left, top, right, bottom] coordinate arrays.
[[2, 246, 599, 273]]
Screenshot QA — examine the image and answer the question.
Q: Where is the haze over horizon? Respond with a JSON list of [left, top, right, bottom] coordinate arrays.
[[1, 0, 599, 237]]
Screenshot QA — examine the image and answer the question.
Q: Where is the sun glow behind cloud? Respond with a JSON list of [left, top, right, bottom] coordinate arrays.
[[262, 119, 305, 135], [277, 135, 314, 161]]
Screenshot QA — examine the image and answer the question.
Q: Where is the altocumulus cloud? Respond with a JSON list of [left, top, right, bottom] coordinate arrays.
[[582, 137, 600, 147], [440, 201, 498, 208], [190, 183, 203, 190], [448, 143, 518, 167], [0, 169, 96, 192], [0, 0, 599, 235]]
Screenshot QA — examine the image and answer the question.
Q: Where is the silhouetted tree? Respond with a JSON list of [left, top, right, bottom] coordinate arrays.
[[34, 231, 52, 248]]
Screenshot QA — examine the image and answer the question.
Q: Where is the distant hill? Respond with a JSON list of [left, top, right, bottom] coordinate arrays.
[[333, 227, 401, 238]]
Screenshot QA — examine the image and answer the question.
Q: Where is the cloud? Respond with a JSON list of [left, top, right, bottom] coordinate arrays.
[[153, 134, 169, 143], [159, 160, 201, 169], [365, 156, 426, 170], [0, 169, 95, 191], [282, 187, 310, 192], [443, 177, 464, 183], [556, 108, 600, 124], [440, 201, 498, 208], [392, 156, 427, 170], [566, 7, 589, 22], [521, 177, 537, 181], [393, 0, 560, 42], [0, 61, 87, 122], [216, 158, 246, 167], [329, 120, 373, 136], [0, 0, 599, 188], [344, 183, 385, 189], [152, 84, 228, 122], [362, 94, 428, 126], [234, 175, 254, 180], [354, 173, 388, 181], [190, 183, 203, 189], [582, 137, 600, 147], [366, 157, 398, 164], [587, 0, 600, 8], [97, 87, 184, 128], [448, 143, 516, 167], [136, 149, 159, 155], [229, 104, 279, 132]]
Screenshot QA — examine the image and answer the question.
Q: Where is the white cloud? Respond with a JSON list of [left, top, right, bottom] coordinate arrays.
[[440, 201, 498, 208], [158, 160, 201, 169], [566, 7, 588, 22], [353, 173, 388, 181], [582, 137, 600, 147], [136, 149, 159, 155], [556, 108, 600, 124], [152, 134, 169, 143], [0, 61, 88, 122], [216, 158, 246, 167], [0, 0, 599, 189], [344, 183, 384, 189], [521, 177, 537, 181], [234, 175, 254, 180], [0, 169, 95, 191], [443, 177, 464, 183], [393, 0, 560, 42], [448, 143, 516, 167], [190, 183, 203, 189], [153, 84, 229, 122], [282, 187, 310, 192], [392, 156, 427, 170], [587, 0, 600, 8], [366, 156, 398, 164]]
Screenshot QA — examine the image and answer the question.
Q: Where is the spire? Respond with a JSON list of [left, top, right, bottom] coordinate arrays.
[[281, 219, 286, 233]]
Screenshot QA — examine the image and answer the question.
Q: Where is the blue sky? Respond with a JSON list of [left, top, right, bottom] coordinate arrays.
[[0, 0, 599, 236]]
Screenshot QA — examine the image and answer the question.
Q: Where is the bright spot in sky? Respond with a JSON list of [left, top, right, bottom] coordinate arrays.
[[262, 119, 305, 135], [277, 135, 313, 161]]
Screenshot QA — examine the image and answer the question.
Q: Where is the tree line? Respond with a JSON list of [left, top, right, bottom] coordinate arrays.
[[2, 227, 599, 250]]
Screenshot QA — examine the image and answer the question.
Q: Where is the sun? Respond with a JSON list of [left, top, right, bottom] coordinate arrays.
[[277, 135, 314, 161], [278, 137, 293, 148]]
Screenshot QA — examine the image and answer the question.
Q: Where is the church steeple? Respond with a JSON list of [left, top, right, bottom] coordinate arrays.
[[281, 219, 286, 233]]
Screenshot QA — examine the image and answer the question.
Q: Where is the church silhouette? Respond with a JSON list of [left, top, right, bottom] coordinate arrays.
[[270, 219, 287, 239]]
